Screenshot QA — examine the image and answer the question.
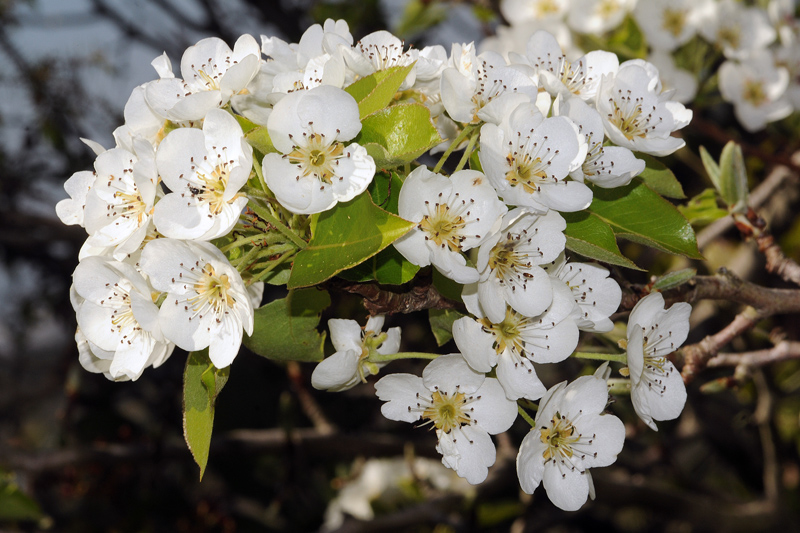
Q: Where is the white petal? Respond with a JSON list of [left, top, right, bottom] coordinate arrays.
[[422, 353, 485, 395], [375, 373, 429, 423], [452, 317, 497, 373], [470, 377, 519, 434], [543, 461, 590, 511], [496, 355, 546, 401]]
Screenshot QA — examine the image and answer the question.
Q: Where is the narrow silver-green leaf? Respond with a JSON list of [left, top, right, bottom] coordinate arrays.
[[652, 268, 697, 291]]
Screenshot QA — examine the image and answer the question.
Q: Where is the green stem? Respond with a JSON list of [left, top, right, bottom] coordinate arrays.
[[231, 244, 262, 270], [572, 351, 628, 364], [368, 351, 440, 363], [220, 232, 282, 254], [243, 185, 270, 201], [432, 124, 475, 174], [607, 378, 631, 395], [453, 131, 479, 172], [517, 405, 536, 428], [248, 249, 295, 285], [248, 201, 307, 249]]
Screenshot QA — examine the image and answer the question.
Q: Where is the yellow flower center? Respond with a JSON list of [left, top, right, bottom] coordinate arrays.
[[422, 390, 472, 434], [540, 412, 580, 461], [419, 202, 468, 252], [662, 8, 687, 38], [287, 132, 345, 183], [190, 263, 235, 315]]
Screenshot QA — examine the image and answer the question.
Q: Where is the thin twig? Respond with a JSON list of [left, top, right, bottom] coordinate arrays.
[[681, 307, 764, 382], [707, 340, 800, 369]]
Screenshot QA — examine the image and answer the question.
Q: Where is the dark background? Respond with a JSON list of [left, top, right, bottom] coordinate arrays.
[[1, 0, 799, 531]]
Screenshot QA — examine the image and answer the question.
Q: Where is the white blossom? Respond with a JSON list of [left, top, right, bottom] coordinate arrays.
[[454, 281, 579, 400], [311, 316, 401, 392], [719, 50, 792, 132], [375, 354, 518, 484], [146, 35, 262, 121], [566, 0, 635, 36], [394, 167, 507, 284], [646, 51, 698, 105], [479, 102, 591, 212], [543, 252, 621, 333], [501, 0, 570, 26], [516, 363, 625, 511], [697, 0, 776, 60], [154, 108, 252, 241], [466, 208, 566, 323], [140, 239, 253, 369], [596, 60, 693, 156], [263, 85, 375, 214], [633, 0, 705, 52], [626, 292, 690, 431], [72, 256, 173, 381], [556, 96, 644, 188], [340, 30, 418, 89], [516, 30, 619, 103]]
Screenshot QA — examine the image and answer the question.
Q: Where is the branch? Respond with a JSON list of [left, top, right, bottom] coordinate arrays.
[[681, 306, 764, 382], [329, 273, 464, 315], [707, 340, 800, 369], [619, 269, 800, 316], [756, 231, 800, 287]]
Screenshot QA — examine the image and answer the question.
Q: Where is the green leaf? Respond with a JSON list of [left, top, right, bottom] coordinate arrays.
[[183, 349, 229, 480], [243, 125, 277, 156], [700, 145, 721, 190], [288, 192, 415, 288], [429, 308, 465, 346], [338, 246, 420, 285], [652, 268, 697, 291], [678, 188, 729, 226], [718, 141, 749, 212], [357, 103, 443, 168], [244, 288, 331, 362], [345, 64, 415, 119], [0, 473, 43, 521], [563, 211, 642, 270], [636, 154, 686, 199], [432, 268, 463, 303], [587, 181, 703, 259], [395, 0, 447, 39], [368, 171, 405, 214]]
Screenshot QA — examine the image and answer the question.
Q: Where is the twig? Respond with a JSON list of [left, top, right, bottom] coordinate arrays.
[[753, 370, 780, 506], [330, 275, 464, 315], [286, 361, 337, 435], [756, 231, 800, 287], [707, 340, 800, 369], [619, 269, 800, 316], [681, 307, 764, 382]]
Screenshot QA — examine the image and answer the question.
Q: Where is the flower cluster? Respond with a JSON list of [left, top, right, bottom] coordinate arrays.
[[485, 0, 800, 132], [57, 19, 695, 512]]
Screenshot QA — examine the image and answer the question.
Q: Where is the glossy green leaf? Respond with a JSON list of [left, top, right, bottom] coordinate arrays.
[[588, 181, 703, 259], [183, 349, 229, 480], [288, 192, 415, 288], [429, 308, 465, 346], [636, 154, 686, 199], [345, 64, 415, 118], [563, 211, 642, 270], [357, 103, 443, 168], [368, 171, 404, 214], [678, 188, 729, 226], [338, 246, 420, 285], [652, 268, 697, 291], [432, 268, 463, 303], [244, 288, 330, 362]]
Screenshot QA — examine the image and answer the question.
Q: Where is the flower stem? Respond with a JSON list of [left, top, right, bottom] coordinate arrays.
[[248, 249, 295, 285], [231, 244, 262, 270], [247, 201, 308, 249], [367, 351, 440, 363], [432, 124, 475, 174], [607, 378, 631, 395], [517, 405, 536, 428], [220, 232, 283, 254], [453, 130, 479, 172], [572, 351, 628, 364]]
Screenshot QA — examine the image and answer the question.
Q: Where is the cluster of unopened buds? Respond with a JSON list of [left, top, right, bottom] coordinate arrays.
[[58, 17, 694, 511]]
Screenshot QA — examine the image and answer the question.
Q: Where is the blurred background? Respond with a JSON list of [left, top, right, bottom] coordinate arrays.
[[1, 0, 800, 531]]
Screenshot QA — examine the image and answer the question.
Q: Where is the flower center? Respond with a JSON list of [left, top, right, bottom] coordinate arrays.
[[114, 190, 149, 224], [743, 79, 767, 106], [540, 412, 580, 461], [717, 26, 741, 51], [194, 164, 231, 215], [480, 308, 527, 357], [419, 202, 468, 252], [535, 0, 560, 16], [422, 390, 472, 434], [505, 152, 549, 194], [191, 263, 235, 315], [662, 8, 687, 38], [287, 132, 345, 184], [608, 92, 658, 140], [596, 0, 620, 18]]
